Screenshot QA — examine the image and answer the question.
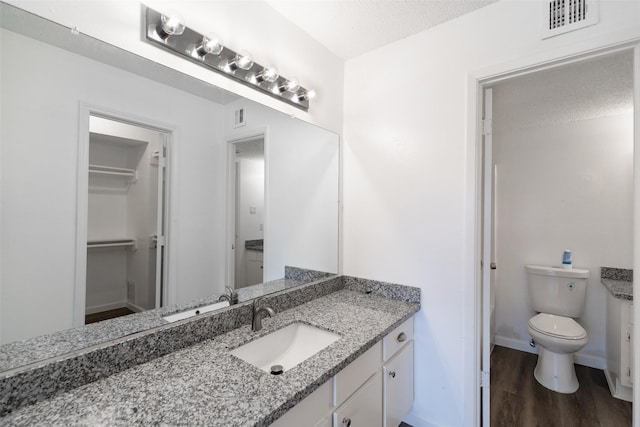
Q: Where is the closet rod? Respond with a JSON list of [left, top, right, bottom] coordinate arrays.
[[89, 164, 137, 178], [87, 238, 137, 249]]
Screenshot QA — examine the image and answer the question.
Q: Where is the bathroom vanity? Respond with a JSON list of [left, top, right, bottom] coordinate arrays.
[[602, 267, 634, 401], [272, 317, 414, 427], [0, 275, 420, 426]]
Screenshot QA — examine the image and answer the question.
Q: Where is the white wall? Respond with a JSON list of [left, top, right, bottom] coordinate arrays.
[[225, 100, 340, 280], [6, 0, 344, 134], [342, 1, 640, 425], [493, 113, 634, 366], [0, 29, 228, 343]]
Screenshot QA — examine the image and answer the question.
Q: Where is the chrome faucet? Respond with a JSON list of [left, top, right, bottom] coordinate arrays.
[[218, 286, 238, 305], [252, 298, 275, 331]]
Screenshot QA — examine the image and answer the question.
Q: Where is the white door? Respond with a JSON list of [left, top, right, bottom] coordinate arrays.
[[155, 137, 168, 308], [481, 87, 494, 426]]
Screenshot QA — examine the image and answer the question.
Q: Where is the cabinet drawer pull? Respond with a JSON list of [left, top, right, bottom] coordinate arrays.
[[389, 370, 396, 378], [342, 417, 351, 426], [397, 332, 407, 343]]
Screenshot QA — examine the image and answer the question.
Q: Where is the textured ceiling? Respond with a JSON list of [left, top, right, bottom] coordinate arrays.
[[265, 0, 497, 59], [491, 51, 634, 133]]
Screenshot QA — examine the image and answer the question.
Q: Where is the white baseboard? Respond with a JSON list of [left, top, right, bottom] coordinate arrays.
[[126, 301, 145, 313], [403, 410, 446, 427], [604, 369, 633, 402], [494, 335, 606, 370], [85, 301, 126, 315]]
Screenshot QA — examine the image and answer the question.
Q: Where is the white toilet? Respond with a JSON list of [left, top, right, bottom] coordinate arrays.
[[525, 265, 589, 393]]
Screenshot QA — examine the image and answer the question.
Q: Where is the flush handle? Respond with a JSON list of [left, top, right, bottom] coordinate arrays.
[[397, 332, 407, 343]]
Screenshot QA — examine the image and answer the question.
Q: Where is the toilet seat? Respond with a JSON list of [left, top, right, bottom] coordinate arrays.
[[528, 313, 587, 340]]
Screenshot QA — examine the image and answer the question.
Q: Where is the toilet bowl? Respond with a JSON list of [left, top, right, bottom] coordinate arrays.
[[528, 313, 588, 393]]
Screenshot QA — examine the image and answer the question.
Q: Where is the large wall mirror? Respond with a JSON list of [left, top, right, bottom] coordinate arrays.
[[0, 3, 339, 370]]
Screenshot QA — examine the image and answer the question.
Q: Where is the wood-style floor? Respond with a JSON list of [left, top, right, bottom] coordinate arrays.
[[85, 307, 135, 324], [491, 346, 632, 427]]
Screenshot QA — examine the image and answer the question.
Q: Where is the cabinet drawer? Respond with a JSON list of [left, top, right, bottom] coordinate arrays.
[[271, 379, 333, 427], [333, 371, 383, 427], [383, 317, 414, 361], [335, 341, 382, 407]]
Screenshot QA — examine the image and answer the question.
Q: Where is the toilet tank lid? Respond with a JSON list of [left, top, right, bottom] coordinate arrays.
[[525, 265, 589, 279]]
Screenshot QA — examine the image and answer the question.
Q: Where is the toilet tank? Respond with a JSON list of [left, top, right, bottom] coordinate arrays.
[[525, 265, 590, 317]]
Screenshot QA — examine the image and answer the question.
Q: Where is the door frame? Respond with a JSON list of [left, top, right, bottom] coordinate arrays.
[[468, 40, 640, 425], [75, 103, 176, 327], [224, 126, 269, 289]]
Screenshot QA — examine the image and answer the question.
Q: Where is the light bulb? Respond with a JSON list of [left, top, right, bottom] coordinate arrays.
[[196, 33, 223, 57], [228, 50, 254, 72], [158, 11, 186, 39], [255, 65, 279, 83], [279, 77, 300, 93], [298, 89, 317, 101], [236, 51, 254, 70]]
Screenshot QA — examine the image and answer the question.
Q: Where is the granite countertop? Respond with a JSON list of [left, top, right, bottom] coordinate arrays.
[[600, 267, 633, 301], [0, 268, 333, 373], [601, 279, 633, 301], [245, 239, 264, 252], [0, 289, 419, 426]]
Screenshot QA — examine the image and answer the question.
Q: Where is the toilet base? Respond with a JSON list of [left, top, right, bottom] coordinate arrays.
[[533, 347, 579, 393]]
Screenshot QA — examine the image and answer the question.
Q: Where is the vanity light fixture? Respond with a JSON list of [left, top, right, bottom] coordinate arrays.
[[255, 65, 279, 84], [157, 11, 186, 40], [195, 32, 223, 57], [143, 5, 313, 111]]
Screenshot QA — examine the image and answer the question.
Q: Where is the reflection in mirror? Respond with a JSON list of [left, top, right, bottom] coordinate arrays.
[[0, 3, 338, 371], [231, 138, 265, 289], [85, 116, 168, 324]]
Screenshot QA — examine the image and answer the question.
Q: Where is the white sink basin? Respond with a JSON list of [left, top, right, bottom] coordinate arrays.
[[162, 301, 230, 323], [230, 322, 341, 373]]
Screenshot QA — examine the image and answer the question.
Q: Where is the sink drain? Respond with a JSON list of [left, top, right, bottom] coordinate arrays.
[[270, 365, 284, 375]]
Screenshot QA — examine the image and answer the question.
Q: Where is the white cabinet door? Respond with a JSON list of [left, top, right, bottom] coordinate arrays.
[[384, 341, 414, 427], [271, 380, 333, 427], [333, 372, 383, 427]]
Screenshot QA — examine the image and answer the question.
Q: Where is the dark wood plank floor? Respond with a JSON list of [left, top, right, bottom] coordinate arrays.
[[85, 307, 135, 324], [491, 346, 632, 427]]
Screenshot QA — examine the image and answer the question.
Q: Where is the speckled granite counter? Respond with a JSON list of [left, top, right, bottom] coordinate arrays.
[[0, 267, 334, 373], [601, 267, 633, 301], [0, 287, 420, 426]]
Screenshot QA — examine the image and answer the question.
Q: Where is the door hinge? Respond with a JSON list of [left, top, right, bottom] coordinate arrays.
[[480, 370, 490, 387], [157, 235, 166, 246], [482, 119, 492, 136], [151, 150, 167, 167]]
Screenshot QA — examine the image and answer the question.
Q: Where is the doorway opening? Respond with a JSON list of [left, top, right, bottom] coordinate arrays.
[[227, 134, 266, 289], [75, 109, 170, 326], [475, 44, 639, 426]]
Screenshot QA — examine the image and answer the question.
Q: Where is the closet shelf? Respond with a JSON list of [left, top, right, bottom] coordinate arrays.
[[87, 238, 137, 250], [89, 164, 138, 181]]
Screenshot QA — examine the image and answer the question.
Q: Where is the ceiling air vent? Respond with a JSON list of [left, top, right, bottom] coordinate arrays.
[[541, 0, 598, 39]]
